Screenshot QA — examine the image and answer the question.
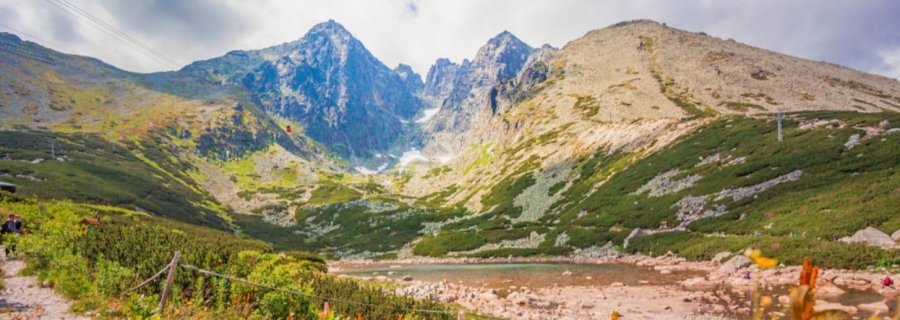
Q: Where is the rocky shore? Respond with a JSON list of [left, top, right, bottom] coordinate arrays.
[[332, 253, 899, 319]]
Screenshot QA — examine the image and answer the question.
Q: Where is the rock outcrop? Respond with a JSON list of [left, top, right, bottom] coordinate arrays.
[[840, 227, 897, 248]]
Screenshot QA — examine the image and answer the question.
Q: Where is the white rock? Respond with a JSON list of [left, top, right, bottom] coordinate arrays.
[[711, 251, 733, 263], [718, 255, 752, 273], [840, 227, 896, 248], [815, 284, 845, 298], [682, 277, 715, 290], [892, 229, 900, 242]]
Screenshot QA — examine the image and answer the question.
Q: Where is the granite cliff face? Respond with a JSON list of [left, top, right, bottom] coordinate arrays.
[[421, 31, 545, 154], [238, 21, 426, 158]]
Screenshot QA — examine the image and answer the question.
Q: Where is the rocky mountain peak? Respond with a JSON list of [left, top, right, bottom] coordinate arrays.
[[394, 63, 424, 92], [423, 58, 462, 100], [239, 20, 425, 159], [307, 19, 352, 37], [471, 31, 533, 83]]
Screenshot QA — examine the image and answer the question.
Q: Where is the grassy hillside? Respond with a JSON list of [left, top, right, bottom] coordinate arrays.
[[0, 130, 230, 228], [409, 111, 899, 268]]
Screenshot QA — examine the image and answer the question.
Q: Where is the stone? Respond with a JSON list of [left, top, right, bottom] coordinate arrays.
[[844, 134, 861, 149], [892, 229, 900, 242], [623, 228, 643, 248], [815, 284, 845, 298], [682, 277, 716, 290], [711, 251, 733, 263], [857, 301, 889, 314], [562, 270, 573, 277], [718, 255, 752, 273], [839, 227, 896, 248], [402, 275, 413, 281], [777, 295, 790, 305], [610, 282, 625, 287]]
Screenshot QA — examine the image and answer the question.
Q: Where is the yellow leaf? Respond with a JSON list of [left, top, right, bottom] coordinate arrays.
[[745, 248, 778, 269]]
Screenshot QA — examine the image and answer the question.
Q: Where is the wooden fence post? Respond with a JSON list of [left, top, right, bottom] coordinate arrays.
[[157, 251, 181, 314]]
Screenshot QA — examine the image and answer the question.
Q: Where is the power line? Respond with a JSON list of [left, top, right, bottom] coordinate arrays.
[[53, 0, 181, 67], [0, 23, 67, 50], [0, 25, 56, 65], [42, 0, 179, 69]]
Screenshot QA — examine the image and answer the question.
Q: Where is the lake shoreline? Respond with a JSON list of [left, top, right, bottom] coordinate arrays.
[[331, 254, 900, 319]]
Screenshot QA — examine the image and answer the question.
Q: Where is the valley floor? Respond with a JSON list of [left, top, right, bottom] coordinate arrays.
[[332, 255, 900, 319], [0, 248, 86, 320]]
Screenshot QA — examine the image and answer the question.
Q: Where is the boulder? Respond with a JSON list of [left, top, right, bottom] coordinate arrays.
[[711, 251, 733, 263], [892, 229, 900, 242], [815, 284, 845, 298], [718, 255, 752, 273], [839, 227, 896, 248], [402, 275, 413, 281]]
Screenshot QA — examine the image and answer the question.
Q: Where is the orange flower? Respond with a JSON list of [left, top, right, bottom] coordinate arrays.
[[799, 257, 819, 289], [611, 310, 621, 320]]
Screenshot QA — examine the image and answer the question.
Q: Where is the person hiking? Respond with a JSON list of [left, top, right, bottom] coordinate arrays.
[[2, 214, 24, 256]]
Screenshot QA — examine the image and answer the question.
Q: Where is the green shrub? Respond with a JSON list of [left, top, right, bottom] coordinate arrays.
[[413, 231, 486, 256], [95, 257, 135, 298]]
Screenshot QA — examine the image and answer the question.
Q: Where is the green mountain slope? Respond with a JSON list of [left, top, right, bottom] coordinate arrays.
[[408, 111, 899, 268]]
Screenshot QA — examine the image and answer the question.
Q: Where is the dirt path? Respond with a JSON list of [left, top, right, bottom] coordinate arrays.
[[0, 249, 88, 320]]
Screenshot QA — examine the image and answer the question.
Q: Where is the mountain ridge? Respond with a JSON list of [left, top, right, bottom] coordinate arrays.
[[1, 19, 898, 263]]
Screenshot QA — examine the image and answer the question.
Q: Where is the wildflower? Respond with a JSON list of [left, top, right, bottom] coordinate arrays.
[[744, 248, 778, 269], [760, 296, 773, 308], [798, 258, 818, 289], [611, 310, 621, 320]]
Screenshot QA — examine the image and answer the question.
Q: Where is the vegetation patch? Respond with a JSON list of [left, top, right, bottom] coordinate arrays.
[[721, 101, 767, 112]]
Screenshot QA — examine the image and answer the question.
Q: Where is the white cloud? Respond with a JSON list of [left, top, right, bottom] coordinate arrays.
[[874, 48, 900, 80], [0, 0, 897, 79]]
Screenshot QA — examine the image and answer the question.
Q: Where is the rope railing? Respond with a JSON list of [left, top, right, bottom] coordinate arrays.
[[125, 262, 170, 293]]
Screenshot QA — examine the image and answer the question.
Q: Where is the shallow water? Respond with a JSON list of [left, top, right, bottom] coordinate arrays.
[[335, 262, 704, 289]]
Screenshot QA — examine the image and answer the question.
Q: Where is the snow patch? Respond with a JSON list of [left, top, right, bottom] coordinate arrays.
[[355, 162, 389, 175], [436, 155, 455, 164], [415, 106, 441, 123], [398, 148, 428, 166]]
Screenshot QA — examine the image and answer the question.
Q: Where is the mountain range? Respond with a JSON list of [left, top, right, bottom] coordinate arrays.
[[1, 19, 898, 263]]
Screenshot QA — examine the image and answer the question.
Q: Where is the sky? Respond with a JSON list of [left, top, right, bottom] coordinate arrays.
[[1, 0, 898, 80]]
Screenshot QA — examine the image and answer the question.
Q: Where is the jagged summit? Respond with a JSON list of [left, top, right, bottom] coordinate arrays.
[[394, 63, 424, 92], [307, 19, 351, 36]]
